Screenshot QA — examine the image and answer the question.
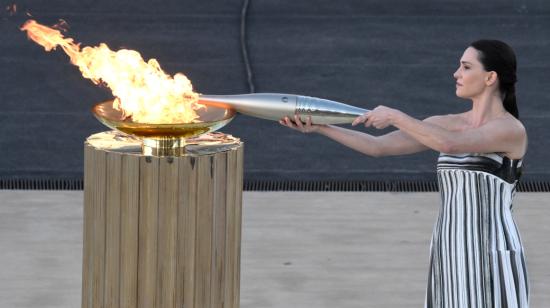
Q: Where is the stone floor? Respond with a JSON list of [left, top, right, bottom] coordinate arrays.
[[0, 191, 548, 307]]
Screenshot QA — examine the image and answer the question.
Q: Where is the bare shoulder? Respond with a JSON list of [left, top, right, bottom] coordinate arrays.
[[496, 114, 525, 129], [423, 112, 527, 158], [423, 113, 469, 131], [490, 114, 528, 158], [486, 114, 526, 137]]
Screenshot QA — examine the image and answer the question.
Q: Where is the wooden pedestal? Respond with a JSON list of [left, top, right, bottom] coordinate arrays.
[[82, 131, 243, 308]]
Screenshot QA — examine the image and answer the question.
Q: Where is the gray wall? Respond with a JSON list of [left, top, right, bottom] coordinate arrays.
[[1, 0, 549, 183]]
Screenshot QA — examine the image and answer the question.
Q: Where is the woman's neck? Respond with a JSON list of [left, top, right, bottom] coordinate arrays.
[[468, 92, 507, 127]]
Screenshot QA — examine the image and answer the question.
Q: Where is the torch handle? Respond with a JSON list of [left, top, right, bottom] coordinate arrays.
[[199, 93, 369, 125]]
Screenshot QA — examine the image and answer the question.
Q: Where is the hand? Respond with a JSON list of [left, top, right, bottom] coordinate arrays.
[[352, 106, 401, 129], [279, 115, 324, 133]]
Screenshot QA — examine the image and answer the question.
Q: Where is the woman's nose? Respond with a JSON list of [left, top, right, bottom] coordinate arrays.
[[453, 69, 460, 79]]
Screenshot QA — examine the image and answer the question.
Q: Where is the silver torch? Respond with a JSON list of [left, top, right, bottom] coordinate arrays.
[[199, 93, 369, 125]]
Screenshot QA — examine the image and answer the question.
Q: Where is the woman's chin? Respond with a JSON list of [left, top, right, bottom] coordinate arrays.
[[455, 90, 467, 99]]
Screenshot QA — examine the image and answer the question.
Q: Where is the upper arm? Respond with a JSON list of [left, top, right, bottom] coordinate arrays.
[[445, 119, 527, 157], [377, 115, 449, 156]]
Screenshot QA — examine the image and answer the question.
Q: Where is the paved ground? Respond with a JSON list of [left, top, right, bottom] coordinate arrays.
[[1, 191, 548, 307]]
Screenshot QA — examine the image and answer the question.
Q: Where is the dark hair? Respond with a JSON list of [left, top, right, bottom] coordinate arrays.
[[470, 39, 519, 119]]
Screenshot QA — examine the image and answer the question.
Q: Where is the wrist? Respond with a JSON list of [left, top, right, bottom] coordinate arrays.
[[316, 125, 330, 135], [391, 110, 405, 126]]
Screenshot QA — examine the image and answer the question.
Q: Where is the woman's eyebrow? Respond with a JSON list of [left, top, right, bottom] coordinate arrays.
[[461, 61, 473, 65]]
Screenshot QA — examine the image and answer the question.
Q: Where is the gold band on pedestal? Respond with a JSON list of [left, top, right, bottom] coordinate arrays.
[[142, 137, 187, 156]]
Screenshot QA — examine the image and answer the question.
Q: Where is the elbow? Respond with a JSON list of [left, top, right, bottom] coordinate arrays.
[[438, 138, 458, 154], [360, 147, 383, 158], [373, 146, 389, 157], [370, 150, 383, 158], [369, 137, 385, 158], [359, 141, 385, 157]]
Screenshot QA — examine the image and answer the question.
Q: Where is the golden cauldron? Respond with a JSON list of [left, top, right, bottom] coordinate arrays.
[[92, 99, 236, 156]]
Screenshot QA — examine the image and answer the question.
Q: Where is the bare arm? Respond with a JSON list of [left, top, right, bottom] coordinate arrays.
[[281, 115, 446, 157], [354, 106, 527, 157], [317, 126, 417, 157], [391, 112, 526, 155]]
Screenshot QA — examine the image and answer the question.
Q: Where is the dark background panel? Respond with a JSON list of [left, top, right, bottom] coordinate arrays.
[[243, 7, 550, 181], [250, 0, 548, 15], [0, 0, 549, 184], [5, 0, 241, 15]]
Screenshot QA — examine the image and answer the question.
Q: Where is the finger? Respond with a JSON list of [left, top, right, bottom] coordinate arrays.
[[352, 114, 366, 126], [377, 121, 389, 129], [306, 116, 313, 127], [365, 116, 374, 127], [294, 115, 304, 129], [285, 117, 296, 128], [305, 116, 315, 133]]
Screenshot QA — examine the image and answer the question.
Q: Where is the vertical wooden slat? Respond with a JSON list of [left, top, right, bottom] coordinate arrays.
[[105, 153, 122, 308], [82, 144, 95, 308], [234, 146, 244, 308], [157, 157, 180, 308], [92, 148, 107, 308], [224, 149, 237, 308], [138, 156, 160, 308], [84, 133, 243, 308], [195, 155, 214, 308], [120, 154, 140, 308], [211, 152, 227, 308], [177, 156, 198, 308]]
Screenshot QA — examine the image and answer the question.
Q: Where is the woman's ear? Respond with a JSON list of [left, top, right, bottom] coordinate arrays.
[[486, 71, 498, 86]]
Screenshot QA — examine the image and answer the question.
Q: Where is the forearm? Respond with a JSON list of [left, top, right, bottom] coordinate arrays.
[[391, 112, 455, 152], [317, 125, 382, 157]]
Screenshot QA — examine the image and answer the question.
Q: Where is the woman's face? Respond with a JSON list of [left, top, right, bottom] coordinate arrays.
[[453, 47, 491, 99]]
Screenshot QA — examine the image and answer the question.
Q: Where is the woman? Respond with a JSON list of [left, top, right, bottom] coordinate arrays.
[[280, 40, 529, 308]]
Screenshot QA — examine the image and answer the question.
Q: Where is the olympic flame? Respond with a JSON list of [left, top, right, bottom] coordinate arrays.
[[21, 19, 204, 124]]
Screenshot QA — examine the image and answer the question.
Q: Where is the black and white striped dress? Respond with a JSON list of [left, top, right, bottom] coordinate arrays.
[[425, 152, 529, 308]]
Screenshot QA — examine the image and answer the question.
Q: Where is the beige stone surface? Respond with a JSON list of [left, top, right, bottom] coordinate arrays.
[[0, 191, 548, 307]]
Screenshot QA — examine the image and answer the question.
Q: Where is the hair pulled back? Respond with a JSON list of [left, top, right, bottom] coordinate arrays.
[[470, 39, 519, 119]]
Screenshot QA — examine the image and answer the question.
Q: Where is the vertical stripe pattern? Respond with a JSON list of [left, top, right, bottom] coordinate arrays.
[[425, 153, 529, 308]]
